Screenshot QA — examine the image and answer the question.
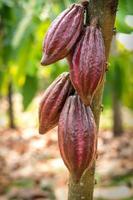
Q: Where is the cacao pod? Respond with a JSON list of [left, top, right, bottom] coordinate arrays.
[[58, 95, 97, 182], [41, 4, 84, 66], [39, 72, 74, 134], [68, 25, 106, 106]]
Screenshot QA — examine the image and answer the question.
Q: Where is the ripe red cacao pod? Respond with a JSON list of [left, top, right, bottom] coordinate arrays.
[[68, 25, 106, 106], [41, 4, 84, 66], [58, 95, 97, 182], [39, 72, 74, 134]]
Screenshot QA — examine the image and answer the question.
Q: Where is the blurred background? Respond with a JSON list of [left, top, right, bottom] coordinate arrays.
[[0, 0, 133, 199]]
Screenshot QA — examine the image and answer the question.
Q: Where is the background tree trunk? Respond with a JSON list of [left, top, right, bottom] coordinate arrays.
[[113, 90, 123, 136], [68, 0, 119, 199], [8, 82, 16, 129], [111, 37, 124, 137]]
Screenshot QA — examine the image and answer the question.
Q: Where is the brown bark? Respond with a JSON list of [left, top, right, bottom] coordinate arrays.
[[113, 90, 123, 137], [8, 82, 16, 129], [68, 0, 119, 199]]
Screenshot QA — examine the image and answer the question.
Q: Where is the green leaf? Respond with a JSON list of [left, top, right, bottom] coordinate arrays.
[[22, 75, 38, 110], [126, 0, 133, 15]]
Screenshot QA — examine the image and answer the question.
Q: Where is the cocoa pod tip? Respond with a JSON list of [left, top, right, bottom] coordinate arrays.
[[40, 54, 50, 66]]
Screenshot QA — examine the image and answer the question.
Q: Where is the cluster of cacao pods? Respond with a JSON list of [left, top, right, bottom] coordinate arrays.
[[39, 1, 106, 182]]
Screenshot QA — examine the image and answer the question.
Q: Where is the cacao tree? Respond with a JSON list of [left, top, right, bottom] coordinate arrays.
[[67, 1, 119, 199], [0, 0, 132, 198], [65, 0, 133, 197], [39, 0, 119, 199]]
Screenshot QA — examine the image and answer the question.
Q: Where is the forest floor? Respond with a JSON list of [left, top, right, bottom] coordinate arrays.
[[0, 127, 132, 200]]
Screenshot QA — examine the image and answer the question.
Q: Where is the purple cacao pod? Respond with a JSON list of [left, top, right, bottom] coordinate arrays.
[[58, 95, 97, 182], [39, 72, 74, 134], [41, 4, 84, 66], [68, 25, 106, 106]]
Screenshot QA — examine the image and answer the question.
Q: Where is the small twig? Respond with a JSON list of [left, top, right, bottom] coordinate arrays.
[[113, 27, 117, 35], [100, 104, 104, 112]]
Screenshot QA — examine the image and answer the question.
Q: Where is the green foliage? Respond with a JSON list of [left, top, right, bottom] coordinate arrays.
[[12, 178, 34, 188], [104, 50, 133, 109], [116, 0, 133, 33], [110, 173, 132, 186], [22, 75, 38, 110]]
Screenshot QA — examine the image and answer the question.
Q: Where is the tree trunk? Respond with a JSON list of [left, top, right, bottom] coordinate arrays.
[[68, 0, 118, 199], [113, 90, 123, 136], [8, 82, 16, 129], [111, 37, 124, 137]]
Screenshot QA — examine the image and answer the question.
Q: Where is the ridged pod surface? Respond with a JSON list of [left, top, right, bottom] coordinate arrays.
[[58, 95, 97, 182], [39, 72, 74, 134], [41, 4, 84, 66], [68, 25, 106, 106]]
